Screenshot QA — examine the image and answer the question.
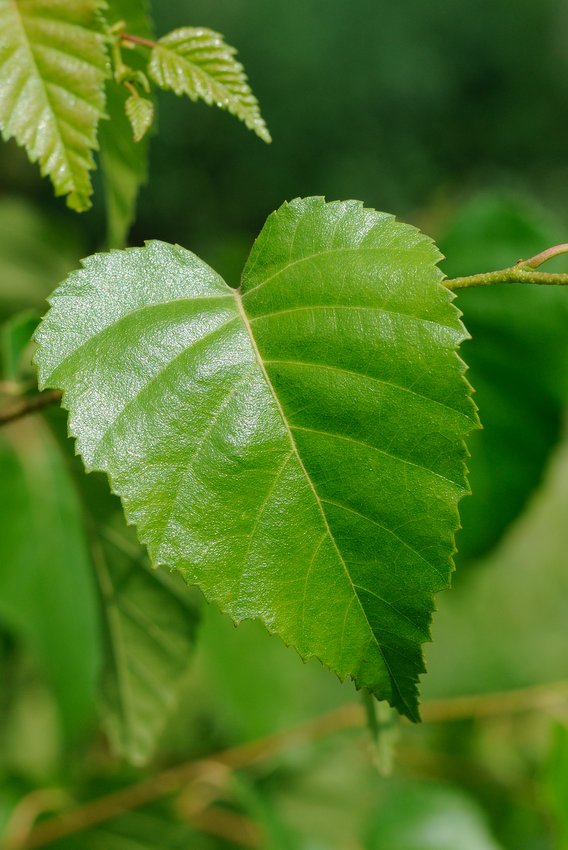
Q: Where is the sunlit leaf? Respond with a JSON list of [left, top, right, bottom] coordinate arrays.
[[149, 27, 271, 143], [125, 94, 154, 142], [35, 197, 477, 719], [0, 0, 109, 211]]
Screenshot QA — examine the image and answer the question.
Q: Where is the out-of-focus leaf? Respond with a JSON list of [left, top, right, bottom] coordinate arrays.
[[94, 522, 200, 766], [0, 199, 83, 319], [544, 723, 568, 850], [1, 310, 39, 381], [35, 197, 477, 720], [438, 195, 568, 564], [0, 417, 101, 738], [365, 781, 504, 850], [51, 810, 196, 850], [149, 27, 271, 142], [0, 0, 109, 211], [99, 0, 153, 248]]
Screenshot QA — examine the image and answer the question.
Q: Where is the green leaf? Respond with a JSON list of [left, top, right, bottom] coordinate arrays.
[[0, 0, 109, 211], [99, 0, 153, 248], [544, 723, 568, 850], [50, 810, 197, 850], [94, 522, 199, 765], [125, 94, 154, 142], [439, 196, 568, 564], [365, 781, 504, 850], [148, 27, 271, 143], [0, 309, 39, 381], [0, 417, 101, 738], [35, 197, 477, 720]]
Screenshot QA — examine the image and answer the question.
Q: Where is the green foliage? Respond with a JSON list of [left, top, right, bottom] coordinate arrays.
[[0, 417, 101, 737], [0, 0, 109, 212], [148, 27, 271, 143], [544, 723, 568, 850], [439, 197, 568, 563], [0, 1, 269, 225], [34, 197, 477, 720], [95, 524, 199, 765]]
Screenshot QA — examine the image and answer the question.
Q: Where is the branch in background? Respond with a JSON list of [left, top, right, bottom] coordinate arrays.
[[0, 391, 62, 426], [445, 242, 568, 290], [10, 679, 568, 850]]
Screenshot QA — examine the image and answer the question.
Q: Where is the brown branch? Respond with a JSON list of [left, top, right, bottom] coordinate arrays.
[[119, 31, 159, 50], [0, 390, 62, 426], [12, 679, 568, 850]]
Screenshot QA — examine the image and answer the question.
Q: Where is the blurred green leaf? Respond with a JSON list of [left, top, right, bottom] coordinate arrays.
[[94, 522, 200, 766], [0, 199, 83, 320], [439, 195, 568, 564], [35, 198, 476, 720], [544, 723, 568, 850], [52, 810, 196, 850], [0, 309, 39, 382], [0, 417, 101, 739], [0, 0, 109, 211], [365, 781, 504, 850], [149, 27, 271, 143], [99, 0, 153, 248]]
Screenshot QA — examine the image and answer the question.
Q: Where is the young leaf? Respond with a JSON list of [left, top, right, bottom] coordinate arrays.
[[0, 0, 109, 211], [35, 197, 477, 720], [125, 94, 154, 142], [0, 417, 101, 738], [99, 0, 153, 248], [94, 524, 199, 765], [148, 27, 271, 143]]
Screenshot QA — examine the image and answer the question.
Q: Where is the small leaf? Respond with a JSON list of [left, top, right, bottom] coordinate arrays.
[[148, 27, 271, 143], [125, 94, 154, 142], [35, 197, 477, 720], [0, 0, 109, 211], [99, 0, 153, 247]]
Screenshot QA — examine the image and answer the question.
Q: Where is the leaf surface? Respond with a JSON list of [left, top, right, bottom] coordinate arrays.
[[35, 197, 477, 719], [94, 523, 199, 765], [149, 27, 271, 143], [0, 0, 109, 211]]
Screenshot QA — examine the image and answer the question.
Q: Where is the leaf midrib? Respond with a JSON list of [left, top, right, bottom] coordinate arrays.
[[234, 287, 410, 715]]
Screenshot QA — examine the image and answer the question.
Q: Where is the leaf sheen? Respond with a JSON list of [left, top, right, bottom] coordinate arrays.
[[0, 0, 109, 211], [35, 198, 477, 719], [148, 26, 271, 143]]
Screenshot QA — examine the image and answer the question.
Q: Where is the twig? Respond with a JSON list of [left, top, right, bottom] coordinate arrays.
[[445, 242, 568, 290], [0, 391, 62, 426], [13, 679, 568, 850]]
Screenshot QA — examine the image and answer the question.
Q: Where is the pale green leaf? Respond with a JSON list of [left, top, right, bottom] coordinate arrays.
[[35, 197, 477, 720], [148, 27, 271, 143], [0, 0, 109, 211], [99, 0, 153, 247], [125, 94, 154, 142], [94, 522, 199, 765], [0, 417, 101, 737]]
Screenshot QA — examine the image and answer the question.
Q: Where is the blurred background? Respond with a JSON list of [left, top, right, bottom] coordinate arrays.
[[2, 1, 568, 848]]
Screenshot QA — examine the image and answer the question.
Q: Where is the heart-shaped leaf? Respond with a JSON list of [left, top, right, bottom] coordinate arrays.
[[35, 197, 477, 719]]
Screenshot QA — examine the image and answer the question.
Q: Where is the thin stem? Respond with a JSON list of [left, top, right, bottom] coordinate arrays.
[[445, 241, 568, 290], [0, 390, 62, 426], [13, 680, 568, 850], [445, 267, 568, 290], [120, 31, 159, 50], [517, 242, 568, 269]]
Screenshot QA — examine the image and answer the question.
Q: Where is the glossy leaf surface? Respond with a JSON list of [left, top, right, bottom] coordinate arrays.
[[149, 27, 271, 143], [0, 0, 108, 211], [35, 197, 477, 719]]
